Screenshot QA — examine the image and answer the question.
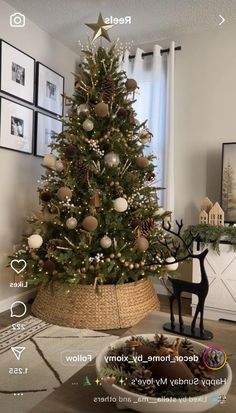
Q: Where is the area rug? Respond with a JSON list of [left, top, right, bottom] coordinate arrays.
[[0, 315, 117, 413]]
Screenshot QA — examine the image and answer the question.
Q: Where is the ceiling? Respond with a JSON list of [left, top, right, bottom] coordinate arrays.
[[5, 0, 236, 54]]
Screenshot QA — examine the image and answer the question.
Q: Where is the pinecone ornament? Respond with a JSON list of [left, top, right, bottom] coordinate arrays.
[[140, 218, 155, 236], [128, 368, 156, 397], [154, 334, 170, 349], [102, 74, 115, 103], [179, 338, 194, 357], [75, 160, 89, 186]]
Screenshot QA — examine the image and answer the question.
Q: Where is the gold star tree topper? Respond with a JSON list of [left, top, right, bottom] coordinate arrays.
[[85, 13, 113, 42]]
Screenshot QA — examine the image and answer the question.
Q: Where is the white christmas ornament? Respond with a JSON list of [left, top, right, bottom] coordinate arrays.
[[165, 257, 179, 271], [43, 154, 57, 168], [77, 104, 89, 115], [100, 235, 112, 249], [104, 152, 120, 167], [55, 160, 64, 172], [113, 197, 128, 212], [83, 119, 94, 131], [66, 217, 78, 229], [28, 234, 43, 249], [154, 208, 165, 216], [139, 130, 150, 143]]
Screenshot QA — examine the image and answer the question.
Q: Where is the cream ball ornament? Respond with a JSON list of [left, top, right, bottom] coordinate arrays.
[[82, 216, 98, 231], [57, 186, 73, 201], [113, 197, 128, 212], [94, 102, 109, 117], [77, 103, 89, 115], [43, 154, 57, 168], [66, 217, 78, 229], [134, 236, 149, 252], [28, 234, 43, 249], [104, 152, 120, 167], [55, 160, 64, 172], [165, 257, 179, 271], [100, 235, 112, 249], [83, 119, 94, 131]]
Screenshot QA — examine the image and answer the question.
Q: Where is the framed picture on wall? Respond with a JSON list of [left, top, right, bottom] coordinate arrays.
[[0, 40, 35, 104], [0, 97, 33, 154], [35, 111, 62, 157], [221, 142, 236, 223], [36, 63, 64, 116]]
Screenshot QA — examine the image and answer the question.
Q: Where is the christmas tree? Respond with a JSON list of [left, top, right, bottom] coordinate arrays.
[[11, 19, 171, 288]]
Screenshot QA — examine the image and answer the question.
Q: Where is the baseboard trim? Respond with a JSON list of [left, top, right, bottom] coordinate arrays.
[[0, 289, 37, 313]]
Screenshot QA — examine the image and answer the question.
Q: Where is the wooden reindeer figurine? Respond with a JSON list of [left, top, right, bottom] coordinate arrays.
[[153, 220, 213, 340]]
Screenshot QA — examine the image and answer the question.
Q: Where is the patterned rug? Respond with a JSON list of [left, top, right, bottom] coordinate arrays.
[[0, 316, 117, 413]]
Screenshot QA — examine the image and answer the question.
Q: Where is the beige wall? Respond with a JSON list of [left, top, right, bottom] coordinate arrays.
[[0, 0, 78, 309], [174, 23, 236, 225]]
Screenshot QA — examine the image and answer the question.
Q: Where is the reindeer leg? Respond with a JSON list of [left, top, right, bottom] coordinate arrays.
[[199, 300, 205, 335], [191, 301, 201, 333], [169, 294, 175, 329], [177, 294, 184, 331]]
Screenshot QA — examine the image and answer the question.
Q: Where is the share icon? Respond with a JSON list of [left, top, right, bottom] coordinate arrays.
[[11, 346, 26, 361]]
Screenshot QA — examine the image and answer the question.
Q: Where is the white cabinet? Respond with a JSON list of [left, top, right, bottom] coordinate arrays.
[[192, 242, 236, 321]]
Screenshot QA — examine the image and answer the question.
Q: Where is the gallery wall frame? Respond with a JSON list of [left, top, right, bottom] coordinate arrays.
[[0, 96, 34, 154], [0, 39, 35, 104], [36, 62, 64, 117], [34, 111, 63, 157], [221, 142, 236, 224]]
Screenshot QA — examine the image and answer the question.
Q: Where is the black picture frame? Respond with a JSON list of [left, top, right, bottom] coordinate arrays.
[[0, 96, 34, 154], [34, 111, 63, 157], [221, 142, 236, 224], [0, 39, 35, 104], [36, 62, 64, 116]]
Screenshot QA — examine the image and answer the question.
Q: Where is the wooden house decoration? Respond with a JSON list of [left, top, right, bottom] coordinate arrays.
[[209, 202, 224, 226], [201, 197, 213, 213], [199, 209, 208, 224], [199, 197, 224, 226]]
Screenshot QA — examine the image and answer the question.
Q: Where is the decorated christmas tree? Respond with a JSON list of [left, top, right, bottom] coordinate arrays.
[[11, 16, 171, 289]]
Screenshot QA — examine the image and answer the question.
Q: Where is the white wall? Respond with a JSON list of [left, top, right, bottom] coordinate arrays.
[[0, 0, 78, 309], [174, 23, 236, 225]]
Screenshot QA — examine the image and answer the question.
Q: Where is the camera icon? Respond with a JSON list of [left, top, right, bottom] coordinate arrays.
[[10, 12, 25, 28]]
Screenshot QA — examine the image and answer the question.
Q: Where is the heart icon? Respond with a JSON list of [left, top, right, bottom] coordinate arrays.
[[10, 259, 27, 274]]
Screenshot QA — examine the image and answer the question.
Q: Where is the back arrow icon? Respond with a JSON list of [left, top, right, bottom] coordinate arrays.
[[219, 15, 225, 26]]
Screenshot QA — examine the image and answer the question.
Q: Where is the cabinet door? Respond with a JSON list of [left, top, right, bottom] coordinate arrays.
[[192, 243, 236, 312]]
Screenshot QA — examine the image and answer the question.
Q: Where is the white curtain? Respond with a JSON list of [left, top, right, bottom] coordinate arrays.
[[121, 42, 175, 214]]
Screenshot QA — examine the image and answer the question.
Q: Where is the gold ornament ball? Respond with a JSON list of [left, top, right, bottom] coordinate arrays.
[[66, 217, 78, 229], [57, 186, 73, 201], [28, 234, 43, 249], [43, 154, 57, 168], [124, 261, 129, 267], [165, 257, 179, 271], [135, 236, 149, 252], [94, 102, 109, 117], [129, 263, 134, 269], [135, 263, 140, 269], [83, 119, 94, 131], [113, 197, 128, 212], [136, 156, 149, 168], [55, 160, 64, 172], [82, 216, 98, 231], [125, 78, 137, 92], [100, 235, 112, 249]]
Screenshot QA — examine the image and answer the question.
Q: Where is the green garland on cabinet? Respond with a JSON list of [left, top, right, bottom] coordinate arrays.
[[184, 224, 236, 253]]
